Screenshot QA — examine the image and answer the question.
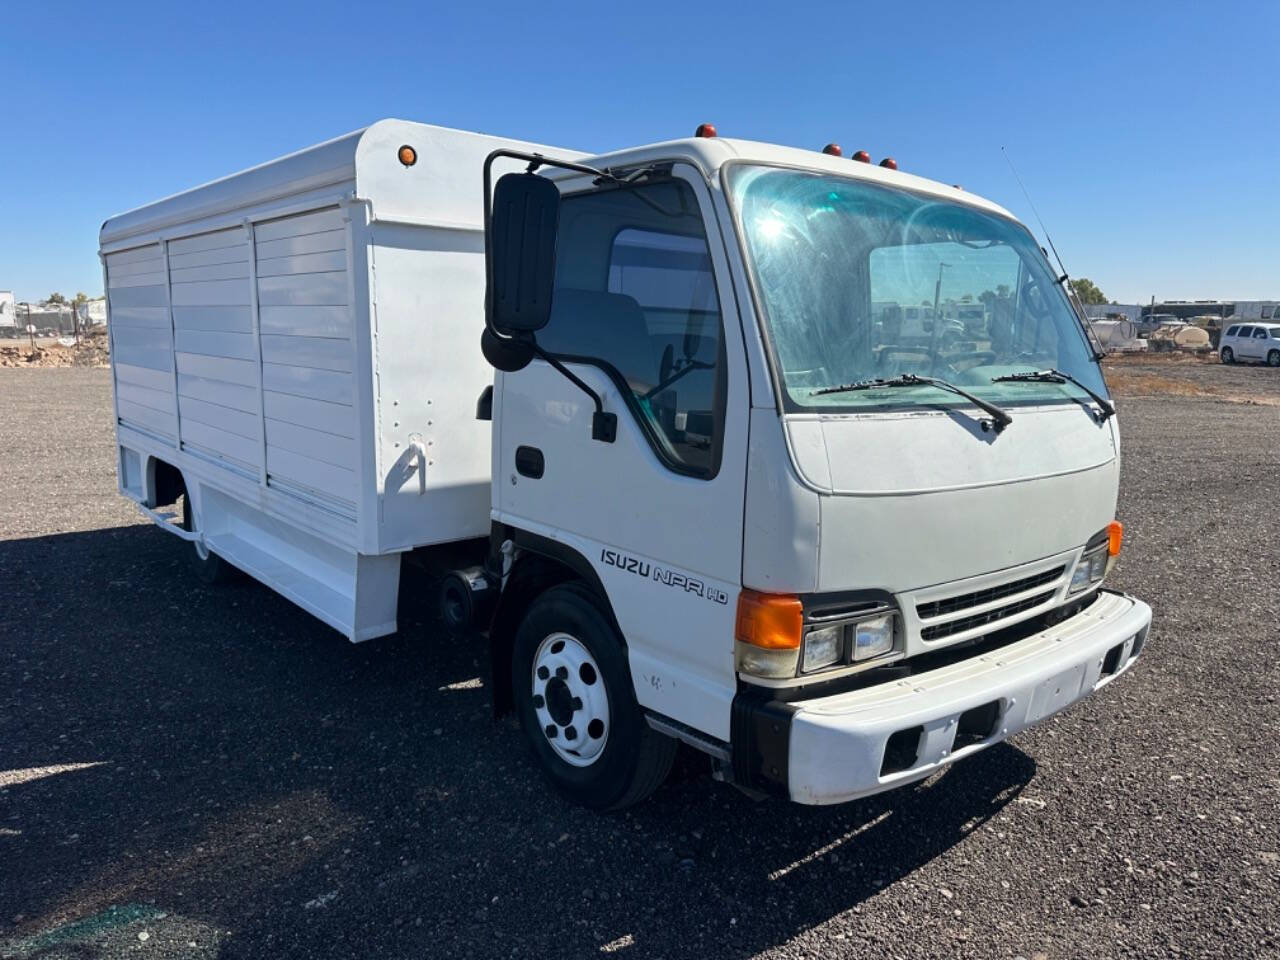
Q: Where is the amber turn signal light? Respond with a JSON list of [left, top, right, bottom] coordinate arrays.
[[735, 590, 803, 650], [1107, 520, 1124, 556]]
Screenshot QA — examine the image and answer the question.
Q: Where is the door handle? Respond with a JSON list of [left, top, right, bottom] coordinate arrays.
[[408, 433, 428, 495], [515, 446, 544, 479]]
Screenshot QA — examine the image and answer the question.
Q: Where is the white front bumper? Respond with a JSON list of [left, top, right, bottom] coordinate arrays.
[[786, 590, 1151, 805]]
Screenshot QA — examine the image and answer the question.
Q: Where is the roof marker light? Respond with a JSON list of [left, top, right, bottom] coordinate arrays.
[[852, 150, 871, 163], [879, 157, 898, 170], [822, 143, 843, 156], [695, 123, 718, 138], [397, 145, 417, 167]]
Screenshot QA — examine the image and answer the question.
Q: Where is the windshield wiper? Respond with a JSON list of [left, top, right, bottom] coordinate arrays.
[[811, 373, 1012, 434], [991, 369, 1115, 422]]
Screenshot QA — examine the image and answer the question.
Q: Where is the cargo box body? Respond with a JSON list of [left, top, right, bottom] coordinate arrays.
[[100, 120, 580, 640]]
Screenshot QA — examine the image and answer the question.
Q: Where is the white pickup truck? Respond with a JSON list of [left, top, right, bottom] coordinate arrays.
[[101, 119, 1151, 810]]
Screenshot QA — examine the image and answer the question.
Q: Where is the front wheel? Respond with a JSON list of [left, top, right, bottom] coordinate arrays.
[[512, 583, 676, 810], [1268, 350, 1280, 368], [1221, 347, 1234, 364]]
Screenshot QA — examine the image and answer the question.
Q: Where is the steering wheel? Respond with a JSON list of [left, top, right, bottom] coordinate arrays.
[[941, 349, 998, 372]]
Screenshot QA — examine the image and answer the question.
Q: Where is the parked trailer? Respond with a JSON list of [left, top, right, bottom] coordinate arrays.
[[104, 120, 1152, 810]]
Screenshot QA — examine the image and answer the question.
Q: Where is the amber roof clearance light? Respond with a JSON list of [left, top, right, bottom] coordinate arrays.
[[695, 123, 718, 138], [398, 144, 417, 167]]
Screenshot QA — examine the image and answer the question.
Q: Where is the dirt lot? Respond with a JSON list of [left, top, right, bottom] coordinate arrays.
[[1102, 351, 1280, 405], [1, 366, 1278, 959]]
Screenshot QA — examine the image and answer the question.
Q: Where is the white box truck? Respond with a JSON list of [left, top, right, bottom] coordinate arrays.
[[101, 119, 1151, 810]]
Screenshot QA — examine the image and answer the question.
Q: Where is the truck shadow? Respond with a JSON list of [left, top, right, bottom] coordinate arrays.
[[0, 525, 1035, 960]]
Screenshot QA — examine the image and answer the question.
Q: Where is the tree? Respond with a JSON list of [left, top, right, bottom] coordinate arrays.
[[74, 292, 89, 304], [1068, 277, 1108, 305], [46, 292, 67, 305]]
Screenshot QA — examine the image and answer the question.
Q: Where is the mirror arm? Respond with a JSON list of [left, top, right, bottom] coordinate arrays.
[[530, 344, 617, 443]]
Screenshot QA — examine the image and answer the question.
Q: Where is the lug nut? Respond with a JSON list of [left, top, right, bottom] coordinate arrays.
[[565, 725, 578, 740], [571, 696, 583, 711], [555, 666, 568, 679], [532, 694, 544, 709], [545, 724, 558, 739], [537, 666, 549, 680]]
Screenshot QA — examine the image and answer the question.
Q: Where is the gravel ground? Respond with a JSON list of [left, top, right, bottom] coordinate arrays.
[[1, 367, 1278, 959]]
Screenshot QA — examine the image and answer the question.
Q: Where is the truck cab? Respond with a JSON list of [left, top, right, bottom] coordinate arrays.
[[481, 133, 1151, 808]]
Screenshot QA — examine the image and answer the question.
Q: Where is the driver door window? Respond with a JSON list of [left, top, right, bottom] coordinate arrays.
[[539, 181, 726, 478]]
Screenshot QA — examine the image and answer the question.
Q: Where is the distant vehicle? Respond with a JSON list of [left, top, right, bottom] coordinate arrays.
[[953, 303, 987, 333], [1219, 323, 1280, 366], [1136, 313, 1178, 337]]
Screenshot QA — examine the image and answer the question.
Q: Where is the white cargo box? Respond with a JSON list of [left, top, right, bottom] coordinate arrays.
[[100, 120, 581, 640]]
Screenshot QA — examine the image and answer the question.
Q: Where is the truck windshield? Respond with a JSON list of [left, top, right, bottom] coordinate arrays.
[[727, 165, 1108, 412]]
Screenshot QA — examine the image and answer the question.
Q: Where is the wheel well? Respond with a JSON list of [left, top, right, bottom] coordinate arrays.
[[487, 550, 619, 716], [150, 458, 185, 508]]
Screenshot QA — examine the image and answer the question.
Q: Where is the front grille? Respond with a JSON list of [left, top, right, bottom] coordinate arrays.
[[920, 590, 1056, 641], [916, 566, 1065, 620]]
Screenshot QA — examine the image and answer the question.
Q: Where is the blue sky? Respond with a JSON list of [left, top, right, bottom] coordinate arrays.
[[2, 1, 1276, 304]]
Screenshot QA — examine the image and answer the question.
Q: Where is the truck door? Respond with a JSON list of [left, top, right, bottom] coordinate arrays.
[[494, 166, 750, 740]]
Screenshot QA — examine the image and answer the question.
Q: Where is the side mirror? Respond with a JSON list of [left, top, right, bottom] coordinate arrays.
[[487, 172, 560, 334]]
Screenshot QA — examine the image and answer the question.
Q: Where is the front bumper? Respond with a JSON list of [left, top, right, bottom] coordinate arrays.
[[731, 589, 1151, 805]]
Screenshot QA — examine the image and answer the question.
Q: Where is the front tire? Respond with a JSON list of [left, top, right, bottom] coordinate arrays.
[[181, 494, 234, 585], [512, 583, 676, 810], [1268, 349, 1280, 368], [1221, 347, 1234, 364]]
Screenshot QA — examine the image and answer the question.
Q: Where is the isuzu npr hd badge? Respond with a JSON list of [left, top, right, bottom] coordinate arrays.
[[602, 548, 729, 605]]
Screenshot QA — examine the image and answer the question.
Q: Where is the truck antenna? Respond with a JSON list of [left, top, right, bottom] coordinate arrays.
[[1001, 146, 1105, 361]]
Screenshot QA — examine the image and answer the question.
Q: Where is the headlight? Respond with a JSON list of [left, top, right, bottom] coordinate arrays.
[[1068, 545, 1108, 594], [853, 614, 895, 661], [735, 589, 900, 680], [801, 625, 842, 673]]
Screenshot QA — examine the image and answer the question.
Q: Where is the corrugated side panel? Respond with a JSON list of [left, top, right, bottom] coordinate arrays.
[[106, 243, 177, 441], [169, 227, 262, 477], [254, 207, 357, 514]]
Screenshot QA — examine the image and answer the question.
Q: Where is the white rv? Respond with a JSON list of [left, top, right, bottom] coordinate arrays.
[[101, 120, 1150, 809]]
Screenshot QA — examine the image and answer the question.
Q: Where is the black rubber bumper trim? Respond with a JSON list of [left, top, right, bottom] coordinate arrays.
[[730, 688, 797, 798]]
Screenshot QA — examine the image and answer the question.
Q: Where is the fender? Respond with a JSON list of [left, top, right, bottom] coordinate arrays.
[[486, 524, 624, 715]]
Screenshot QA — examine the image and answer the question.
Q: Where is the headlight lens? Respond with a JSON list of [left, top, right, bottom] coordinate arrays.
[[1068, 545, 1109, 594], [801, 625, 842, 673], [853, 614, 895, 661]]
